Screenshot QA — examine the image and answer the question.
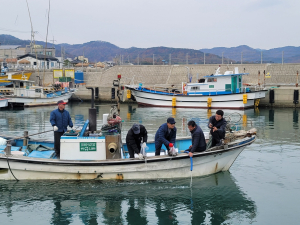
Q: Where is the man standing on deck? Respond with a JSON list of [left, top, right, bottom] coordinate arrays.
[[154, 117, 177, 156], [208, 110, 227, 147], [186, 120, 206, 157], [126, 123, 148, 159], [50, 100, 74, 158]]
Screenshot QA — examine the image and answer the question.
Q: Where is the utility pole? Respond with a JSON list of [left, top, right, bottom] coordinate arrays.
[[261, 50, 263, 64], [282, 51, 284, 64], [204, 52, 205, 65], [241, 52, 243, 64], [137, 54, 139, 65], [169, 54, 171, 65], [186, 53, 188, 65], [122, 55, 124, 65], [222, 52, 224, 64], [50, 36, 56, 48], [153, 54, 155, 65]]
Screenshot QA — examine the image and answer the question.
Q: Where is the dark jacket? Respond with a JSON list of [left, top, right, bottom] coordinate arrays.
[[126, 125, 148, 154], [50, 109, 73, 133], [155, 123, 177, 146], [208, 116, 227, 134], [190, 125, 206, 153]]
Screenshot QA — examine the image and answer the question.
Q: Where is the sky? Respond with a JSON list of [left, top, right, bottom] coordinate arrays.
[[0, 0, 298, 50]]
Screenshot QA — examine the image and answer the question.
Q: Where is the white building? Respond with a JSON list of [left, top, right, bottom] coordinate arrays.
[[17, 54, 59, 69]]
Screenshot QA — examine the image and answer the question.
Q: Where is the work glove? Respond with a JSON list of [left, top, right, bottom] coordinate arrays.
[[71, 127, 76, 131], [169, 143, 174, 148], [138, 153, 144, 160], [53, 126, 58, 131], [142, 142, 146, 148]]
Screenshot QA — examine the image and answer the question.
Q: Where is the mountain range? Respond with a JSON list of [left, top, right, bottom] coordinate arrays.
[[1, 34, 299, 64], [201, 45, 300, 63]]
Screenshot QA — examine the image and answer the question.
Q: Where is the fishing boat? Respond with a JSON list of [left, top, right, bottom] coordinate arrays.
[[0, 78, 74, 107], [0, 77, 257, 180], [0, 120, 256, 180], [125, 67, 267, 109]]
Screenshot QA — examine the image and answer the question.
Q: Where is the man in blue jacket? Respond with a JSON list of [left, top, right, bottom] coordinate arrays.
[[154, 117, 177, 156], [186, 120, 206, 157], [208, 110, 227, 147], [50, 100, 73, 158]]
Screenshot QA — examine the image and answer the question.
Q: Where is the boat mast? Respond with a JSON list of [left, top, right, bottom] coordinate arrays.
[[44, 0, 51, 87]]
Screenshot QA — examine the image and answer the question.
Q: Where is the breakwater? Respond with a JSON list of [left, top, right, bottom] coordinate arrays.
[[29, 64, 300, 107]]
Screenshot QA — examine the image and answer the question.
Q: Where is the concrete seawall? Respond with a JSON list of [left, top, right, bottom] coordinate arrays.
[[29, 64, 300, 107]]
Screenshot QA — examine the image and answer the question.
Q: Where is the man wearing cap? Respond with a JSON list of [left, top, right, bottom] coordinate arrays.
[[154, 117, 177, 156], [50, 100, 74, 158], [126, 123, 148, 159]]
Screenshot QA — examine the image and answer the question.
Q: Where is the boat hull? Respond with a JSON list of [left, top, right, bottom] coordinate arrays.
[[129, 89, 266, 109], [0, 138, 253, 180], [0, 99, 8, 108], [7, 92, 73, 107]]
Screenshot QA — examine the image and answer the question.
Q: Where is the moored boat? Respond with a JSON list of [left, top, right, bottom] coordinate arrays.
[[126, 67, 267, 109], [0, 78, 74, 107]]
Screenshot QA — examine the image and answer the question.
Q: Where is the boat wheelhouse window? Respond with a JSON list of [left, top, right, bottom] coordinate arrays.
[[33, 62, 37, 66], [35, 89, 42, 93], [225, 84, 231, 92], [207, 78, 217, 82], [198, 78, 205, 83]]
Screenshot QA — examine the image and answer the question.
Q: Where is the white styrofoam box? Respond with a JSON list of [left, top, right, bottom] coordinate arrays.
[[60, 137, 106, 160]]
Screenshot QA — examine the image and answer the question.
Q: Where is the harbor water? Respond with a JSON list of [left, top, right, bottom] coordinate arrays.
[[0, 103, 300, 224]]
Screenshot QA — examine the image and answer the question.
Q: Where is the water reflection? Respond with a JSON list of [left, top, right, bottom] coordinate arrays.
[[293, 110, 298, 129], [0, 172, 256, 224]]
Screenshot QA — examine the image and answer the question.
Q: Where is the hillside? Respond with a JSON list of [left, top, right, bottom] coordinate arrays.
[[0, 34, 228, 64], [201, 45, 300, 63]]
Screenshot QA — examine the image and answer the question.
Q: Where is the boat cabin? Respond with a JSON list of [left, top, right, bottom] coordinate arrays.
[[184, 67, 249, 95], [0, 79, 62, 98]]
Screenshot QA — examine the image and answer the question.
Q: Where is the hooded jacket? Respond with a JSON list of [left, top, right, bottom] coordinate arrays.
[[126, 125, 148, 154]]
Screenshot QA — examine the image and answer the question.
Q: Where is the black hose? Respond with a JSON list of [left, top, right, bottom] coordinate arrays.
[[6, 156, 19, 181]]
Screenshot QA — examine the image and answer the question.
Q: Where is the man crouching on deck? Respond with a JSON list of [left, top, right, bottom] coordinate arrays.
[[186, 120, 206, 157], [208, 110, 227, 147]]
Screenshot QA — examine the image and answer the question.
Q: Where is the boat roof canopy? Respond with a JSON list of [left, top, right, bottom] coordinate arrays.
[[203, 73, 249, 78]]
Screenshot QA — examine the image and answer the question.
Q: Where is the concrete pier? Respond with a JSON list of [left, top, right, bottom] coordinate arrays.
[[29, 63, 300, 107]]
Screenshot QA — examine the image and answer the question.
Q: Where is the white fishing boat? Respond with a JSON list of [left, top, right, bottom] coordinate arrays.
[[126, 67, 267, 109], [0, 124, 256, 180], [0, 77, 257, 180], [0, 78, 74, 107]]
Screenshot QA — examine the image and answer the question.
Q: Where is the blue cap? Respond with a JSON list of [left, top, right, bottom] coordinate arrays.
[[132, 123, 140, 134], [167, 117, 176, 124]]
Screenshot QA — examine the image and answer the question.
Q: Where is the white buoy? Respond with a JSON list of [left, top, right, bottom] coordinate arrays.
[[103, 114, 109, 124]]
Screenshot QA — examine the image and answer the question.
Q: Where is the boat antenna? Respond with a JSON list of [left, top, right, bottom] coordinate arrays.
[[43, 0, 51, 87]]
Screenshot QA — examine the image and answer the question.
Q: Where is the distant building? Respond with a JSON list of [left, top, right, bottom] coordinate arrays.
[[17, 54, 59, 69], [0, 45, 25, 58], [104, 61, 115, 67], [25, 45, 56, 57], [75, 56, 88, 63]]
